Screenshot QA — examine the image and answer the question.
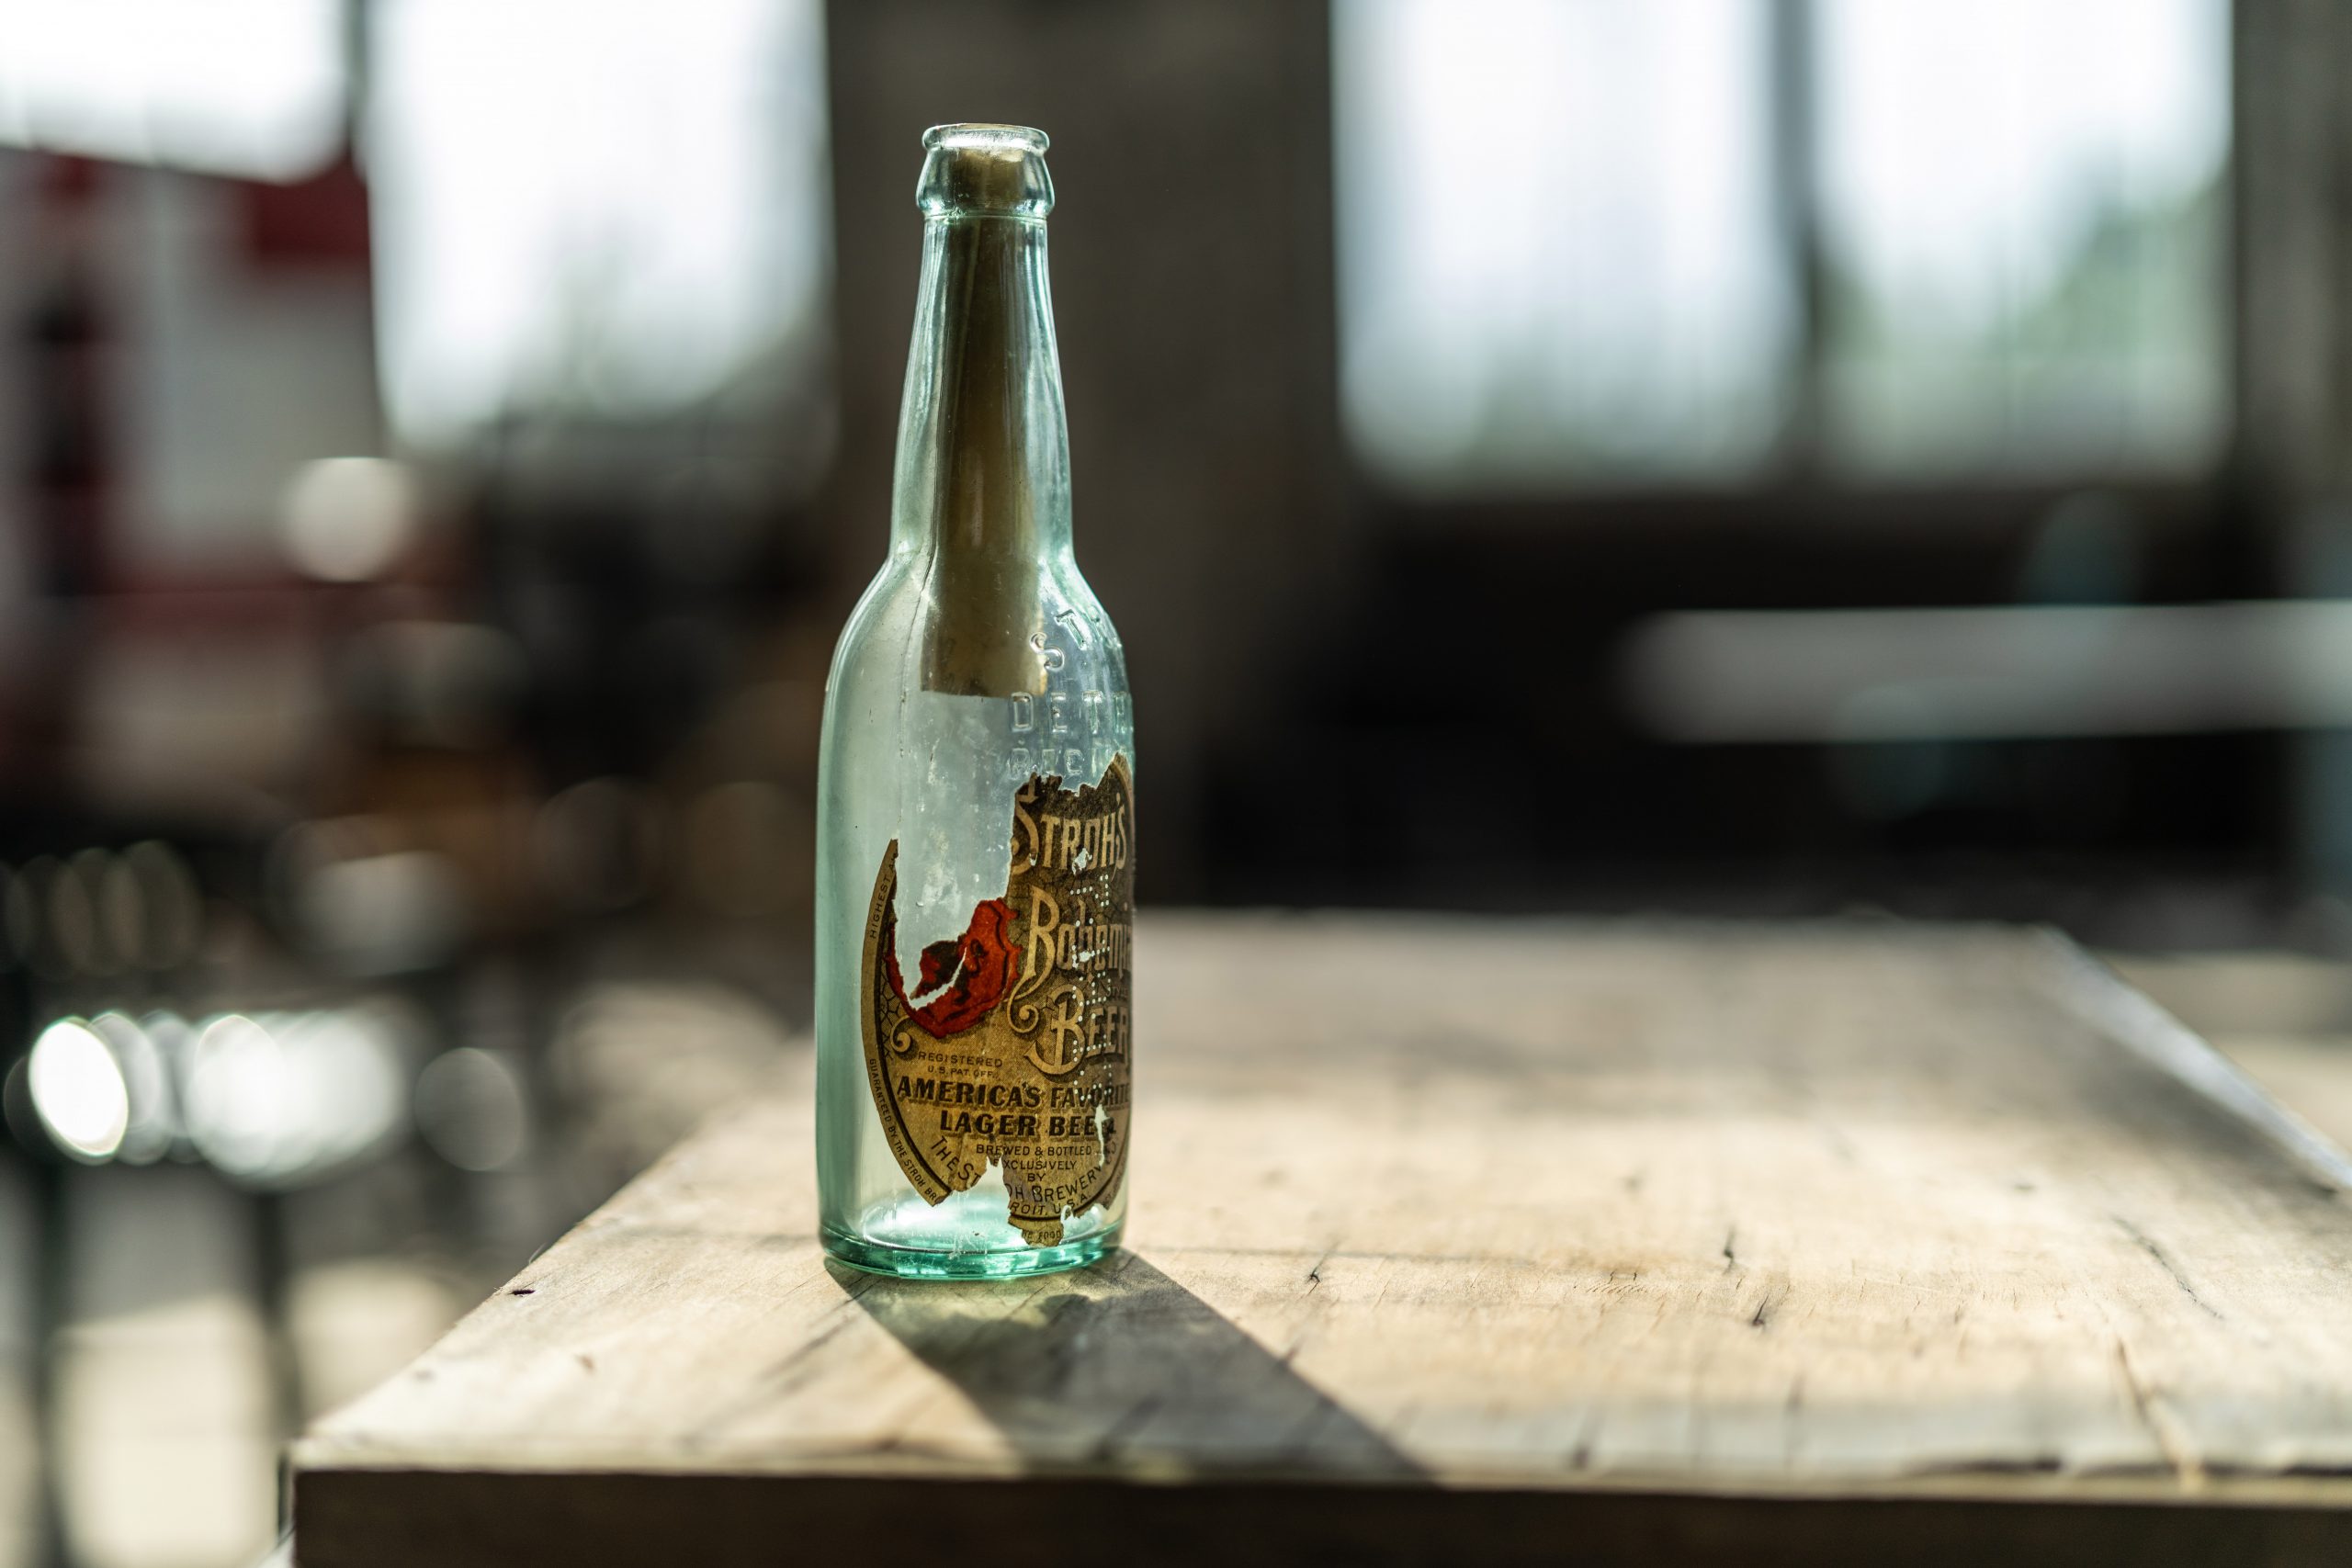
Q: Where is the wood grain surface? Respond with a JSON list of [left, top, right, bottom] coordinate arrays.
[[293, 918, 2352, 1566]]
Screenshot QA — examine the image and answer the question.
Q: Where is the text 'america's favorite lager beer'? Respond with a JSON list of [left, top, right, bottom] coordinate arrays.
[[815, 125, 1134, 1279]]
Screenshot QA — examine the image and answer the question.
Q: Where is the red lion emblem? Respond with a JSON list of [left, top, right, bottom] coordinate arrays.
[[886, 897, 1018, 1038]]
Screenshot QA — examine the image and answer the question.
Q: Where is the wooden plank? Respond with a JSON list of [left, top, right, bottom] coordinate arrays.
[[2222, 1037, 2352, 1154], [293, 919, 2352, 1565]]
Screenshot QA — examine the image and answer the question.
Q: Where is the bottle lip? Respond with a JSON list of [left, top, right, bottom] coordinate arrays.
[[917, 123, 1054, 220], [922, 123, 1050, 154]]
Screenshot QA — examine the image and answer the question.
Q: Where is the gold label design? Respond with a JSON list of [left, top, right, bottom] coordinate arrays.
[[860, 754, 1133, 1245]]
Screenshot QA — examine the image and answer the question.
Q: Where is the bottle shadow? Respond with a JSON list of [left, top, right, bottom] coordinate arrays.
[[837, 1249, 1422, 1483]]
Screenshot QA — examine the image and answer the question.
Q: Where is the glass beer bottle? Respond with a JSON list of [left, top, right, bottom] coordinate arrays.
[[814, 125, 1134, 1279]]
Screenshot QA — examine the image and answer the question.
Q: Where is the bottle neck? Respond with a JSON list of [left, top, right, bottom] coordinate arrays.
[[890, 213, 1072, 564]]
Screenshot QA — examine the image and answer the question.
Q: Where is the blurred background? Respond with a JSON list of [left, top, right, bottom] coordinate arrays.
[[4, 0, 2352, 1562]]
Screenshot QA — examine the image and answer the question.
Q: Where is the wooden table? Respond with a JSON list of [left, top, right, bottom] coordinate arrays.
[[292, 918, 2352, 1565]]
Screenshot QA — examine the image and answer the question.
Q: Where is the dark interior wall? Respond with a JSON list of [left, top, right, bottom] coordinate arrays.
[[821, 1, 1351, 902]]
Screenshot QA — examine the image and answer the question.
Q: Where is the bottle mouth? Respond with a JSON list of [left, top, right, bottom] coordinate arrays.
[[918, 123, 1053, 220], [922, 123, 1049, 155]]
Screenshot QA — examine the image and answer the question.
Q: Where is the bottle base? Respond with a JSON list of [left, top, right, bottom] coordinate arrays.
[[821, 1222, 1122, 1280]]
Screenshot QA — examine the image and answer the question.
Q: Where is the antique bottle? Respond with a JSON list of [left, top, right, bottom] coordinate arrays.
[[814, 125, 1134, 1279]]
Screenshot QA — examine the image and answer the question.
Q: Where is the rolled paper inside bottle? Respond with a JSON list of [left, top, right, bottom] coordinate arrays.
[[914, 128, 1057, 699]]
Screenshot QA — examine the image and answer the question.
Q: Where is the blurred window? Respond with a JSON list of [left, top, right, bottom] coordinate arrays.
[[0, 0, 345, 181], [1332, 0, 1788, 490], [366, 0, 832, 450], [1332, 0, 2231, 492], [1815, 0, 2229, 479]]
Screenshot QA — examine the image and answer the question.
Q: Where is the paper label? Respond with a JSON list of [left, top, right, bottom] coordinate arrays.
[[860, 754, 1133, 1245]]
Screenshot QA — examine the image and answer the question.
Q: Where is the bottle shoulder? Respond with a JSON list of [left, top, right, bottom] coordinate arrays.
[[820, 551, 1135, 791], [825, 552, 1129, 701]]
